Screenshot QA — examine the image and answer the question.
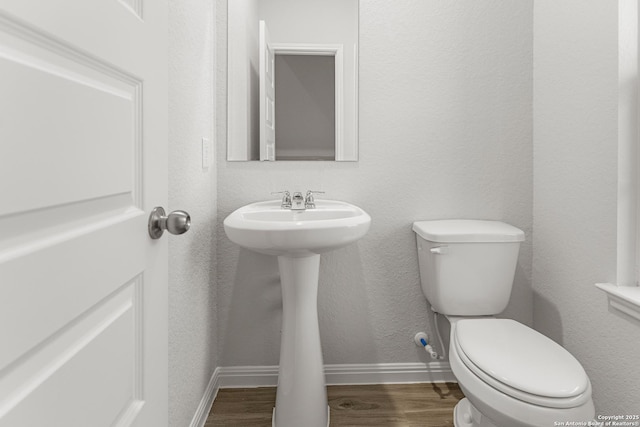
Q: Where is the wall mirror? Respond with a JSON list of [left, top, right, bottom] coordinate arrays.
[[227, 0, 359, 161]]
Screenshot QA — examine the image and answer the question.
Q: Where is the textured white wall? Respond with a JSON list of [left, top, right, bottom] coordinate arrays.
[[168, 0, 217, 426], [533, 0, 640, 415], [258, 0, 357, 45], [217, 0, 533, 367]]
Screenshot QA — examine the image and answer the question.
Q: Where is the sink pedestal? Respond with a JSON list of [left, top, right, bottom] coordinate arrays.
[[274, 254, 329, 427], [223, 199, 371, 427]]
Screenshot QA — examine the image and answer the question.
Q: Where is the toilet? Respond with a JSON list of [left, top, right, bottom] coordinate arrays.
[[413, 220, 595, 427]]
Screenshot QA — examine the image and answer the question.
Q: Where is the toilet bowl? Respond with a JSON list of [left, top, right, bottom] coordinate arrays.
[[412, 220, 595, 427], [448, 317, 594, 427]]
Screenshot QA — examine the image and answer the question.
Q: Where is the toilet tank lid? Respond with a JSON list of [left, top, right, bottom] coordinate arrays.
[[412, 220, 525, 243]]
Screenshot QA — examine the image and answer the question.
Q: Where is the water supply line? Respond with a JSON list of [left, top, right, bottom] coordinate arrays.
[[414, 331, 443, 360], [414, 311, 446, 360], [421, 337, 440, 359]]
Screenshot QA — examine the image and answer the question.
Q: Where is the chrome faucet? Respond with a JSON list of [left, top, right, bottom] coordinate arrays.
[[291, 192, 305, 210], [304, 191, 324, 209], [272, 191, 292, 209], [272, 190, 325, 210]]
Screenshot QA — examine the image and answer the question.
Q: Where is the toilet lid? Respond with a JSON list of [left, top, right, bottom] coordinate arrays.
[[455, 319, 588, 399]]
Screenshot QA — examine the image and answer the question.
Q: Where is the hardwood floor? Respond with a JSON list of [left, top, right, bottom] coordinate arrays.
[[206, 383, 464, 426]]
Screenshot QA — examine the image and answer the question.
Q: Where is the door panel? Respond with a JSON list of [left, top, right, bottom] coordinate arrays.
[[0, 8, 142, 216], [0, 214, 145, 370], [0, 0, 167, 425], [0, 278, 141, 427], [0, 47, 135, 216]]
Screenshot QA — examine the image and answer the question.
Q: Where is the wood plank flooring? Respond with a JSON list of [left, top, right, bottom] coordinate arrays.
[[207, 383, 464, 426]]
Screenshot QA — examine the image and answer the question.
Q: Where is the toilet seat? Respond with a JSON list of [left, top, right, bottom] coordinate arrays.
[[453, 319, 591, 409]]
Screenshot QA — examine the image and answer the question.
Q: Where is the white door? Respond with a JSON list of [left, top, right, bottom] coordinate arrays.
[[0, 1, 168, 426], [259, 20, 276, 161]]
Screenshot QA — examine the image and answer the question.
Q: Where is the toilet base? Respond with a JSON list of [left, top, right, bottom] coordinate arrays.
[[454, 398, 498, 427]]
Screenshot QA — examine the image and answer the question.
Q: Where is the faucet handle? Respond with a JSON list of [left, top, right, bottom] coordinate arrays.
[[271, 191, 292, 209], [304, 190, 325, 209]]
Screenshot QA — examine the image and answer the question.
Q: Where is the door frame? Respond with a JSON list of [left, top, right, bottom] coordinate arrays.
[[270, 43, 344, 160]]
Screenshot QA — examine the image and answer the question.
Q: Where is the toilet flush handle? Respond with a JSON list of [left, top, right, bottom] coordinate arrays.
[[430, 246, 448, 255]]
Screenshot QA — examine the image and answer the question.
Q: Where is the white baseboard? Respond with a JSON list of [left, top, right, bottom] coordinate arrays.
[[188, 367, 221, 427], [217, 361, 455, 389], [217, 365, 278, 388], [325, 361, 455, 385], [189, 362, 455, 425]]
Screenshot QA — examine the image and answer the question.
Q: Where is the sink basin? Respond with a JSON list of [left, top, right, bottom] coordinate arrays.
[[223, 199, 371, 427], [224, 200, 371, 256]]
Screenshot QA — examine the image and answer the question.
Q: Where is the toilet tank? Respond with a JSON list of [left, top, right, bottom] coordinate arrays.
[[413, 220, 525, 316]]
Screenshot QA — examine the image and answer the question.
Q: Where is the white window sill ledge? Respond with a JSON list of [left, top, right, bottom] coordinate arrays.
[[596, 283, 640, 323]]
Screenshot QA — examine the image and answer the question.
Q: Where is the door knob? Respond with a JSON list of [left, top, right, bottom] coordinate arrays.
[[148, 207, 191, 239]]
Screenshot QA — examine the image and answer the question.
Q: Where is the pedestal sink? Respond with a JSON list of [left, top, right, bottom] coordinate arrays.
[[224, 199, 371, 427]]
